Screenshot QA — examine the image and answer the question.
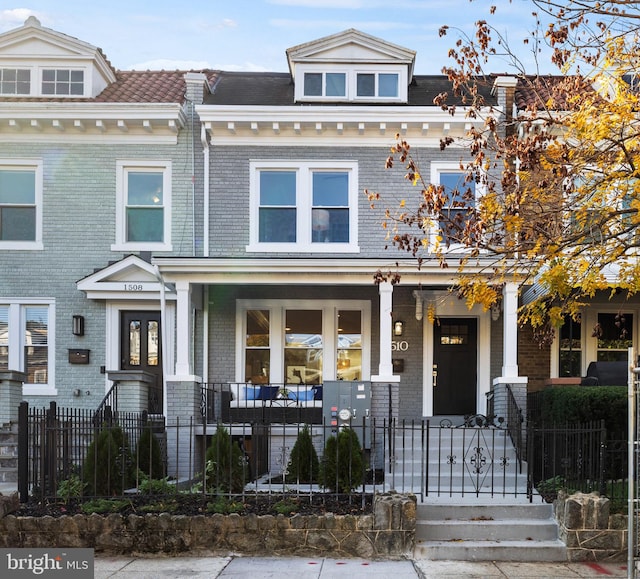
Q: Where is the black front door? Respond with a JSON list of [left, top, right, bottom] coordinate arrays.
[[121, 311, 162, 412], [433, 317, 477, 415]]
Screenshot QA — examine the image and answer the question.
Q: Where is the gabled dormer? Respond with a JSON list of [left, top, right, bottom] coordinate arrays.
[[0, 16, 116, 98], [286, 29, 416, 104]]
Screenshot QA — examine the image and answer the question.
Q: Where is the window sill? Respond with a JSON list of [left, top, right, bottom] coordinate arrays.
[[0, 241, 43, 250], [246, 243, 360, 254], [111, 242, 173, 252]]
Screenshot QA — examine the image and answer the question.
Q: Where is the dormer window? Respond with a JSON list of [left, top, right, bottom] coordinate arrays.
[[42, 69, 84, 96], [304, 72, 346, 97], [356, 72, 398, 98], [296, 66, 406, 103], [0, 68, 30, 95]]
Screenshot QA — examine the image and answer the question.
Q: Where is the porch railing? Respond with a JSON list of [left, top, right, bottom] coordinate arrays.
[[506, 384, 525, 470]]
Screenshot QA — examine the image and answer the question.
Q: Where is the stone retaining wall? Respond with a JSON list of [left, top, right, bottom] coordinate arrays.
[[0, 493, 416, 559], [555, 491, 627, 562]]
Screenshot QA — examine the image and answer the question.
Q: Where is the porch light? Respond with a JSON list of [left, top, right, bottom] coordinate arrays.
[[393, 320, 404, 336], [72, 315, 85, 336], [491, 301, 501, 322]]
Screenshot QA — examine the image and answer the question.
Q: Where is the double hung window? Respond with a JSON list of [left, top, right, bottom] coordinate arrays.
[[113, 161, 172, 251], [250, 161, 357, 252], [41, 69, 84, 96], [0, 301, 54, 395], [0, 161, 42, 249]]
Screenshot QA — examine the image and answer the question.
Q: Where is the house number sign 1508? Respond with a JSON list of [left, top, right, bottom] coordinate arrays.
[[124, 283, 144, 291], [392, 340, 409, 351]]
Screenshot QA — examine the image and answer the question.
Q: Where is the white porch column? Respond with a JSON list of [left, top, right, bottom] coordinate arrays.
[[492, 281, 527, 422], [372, 281, 399, 382], [502, 282, 519, 377], [174, 280, 193, 376]]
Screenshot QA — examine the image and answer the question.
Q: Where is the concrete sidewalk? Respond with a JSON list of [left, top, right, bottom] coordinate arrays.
[[94, 556, 632, 578]]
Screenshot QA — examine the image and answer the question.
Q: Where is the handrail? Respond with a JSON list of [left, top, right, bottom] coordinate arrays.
[[505, 384, 525, 471], [92, 382, 118, 425]]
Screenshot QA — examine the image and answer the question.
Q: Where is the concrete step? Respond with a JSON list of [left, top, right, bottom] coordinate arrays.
[[413, 500, 566, 562], [414, 539, 567, 562]]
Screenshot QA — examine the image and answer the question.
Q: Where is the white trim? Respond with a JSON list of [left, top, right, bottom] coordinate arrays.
[[235, 299, 371, 383], [111, 160, 173, 252], [246, 160, 359, 253], [0, 298, 56, 396], [0, 158, 43, 250], [420, 291, 490, 417]]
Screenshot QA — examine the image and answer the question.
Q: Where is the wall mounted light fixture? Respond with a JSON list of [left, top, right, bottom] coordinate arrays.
[[72, 315, 85, 336], [393, 320, 404, 337]]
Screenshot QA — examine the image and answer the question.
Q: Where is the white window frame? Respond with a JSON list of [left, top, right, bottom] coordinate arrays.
[[235, 299, 371, 383], [0, 68, 31, 95], [429, 162, 484, 253], [353, 70, 400, 101], [0, 65, 90, 97], [294, 64, 407, 103], [112, 160, 173, 252], [302, 71, 347, 99], [247, 160, 359, 253], [41, 65, 88, 98], [0, 159, 43, 250], [0, 299, 56, 396]]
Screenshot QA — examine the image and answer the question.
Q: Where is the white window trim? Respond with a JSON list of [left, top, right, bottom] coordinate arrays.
[[247, 160, 359, 253], [235, 299, 371, 383], [583, 307, 637, 371], [0, 159, 43, 250], [295, 64, 407, 103], [429, 162, 485, 253], [112, 160, 173, 252], [1, 298, 56, 396], [0, 65, 90, 98]]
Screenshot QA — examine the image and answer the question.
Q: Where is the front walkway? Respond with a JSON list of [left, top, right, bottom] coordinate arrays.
[[94, 556, 631, 578]]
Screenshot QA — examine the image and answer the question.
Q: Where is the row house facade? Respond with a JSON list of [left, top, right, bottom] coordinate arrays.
[[0, 17, 634, 449]]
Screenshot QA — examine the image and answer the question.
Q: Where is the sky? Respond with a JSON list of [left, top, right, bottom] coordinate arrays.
[[0, 1, 557, 75]]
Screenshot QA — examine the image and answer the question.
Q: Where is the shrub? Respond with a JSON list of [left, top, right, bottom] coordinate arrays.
[[204, 426, 247, 493], [138, 476, 176, 496], [136, 424, 164, 479], [320, 428, 364, 493], [286, 424, 320, 483], [83, 425, 135, 496], [539, 386, 626, 434], [56, 472, 85, 501]]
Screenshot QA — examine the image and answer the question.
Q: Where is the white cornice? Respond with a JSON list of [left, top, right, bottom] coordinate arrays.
[[0, 102, 186, 140], [153, 257, 512, 286]]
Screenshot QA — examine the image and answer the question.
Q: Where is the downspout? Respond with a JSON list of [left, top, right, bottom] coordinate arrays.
[[201, 123, 210, 258]]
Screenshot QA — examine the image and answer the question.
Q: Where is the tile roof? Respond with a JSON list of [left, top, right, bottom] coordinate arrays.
[[0, 70, 219, 104]]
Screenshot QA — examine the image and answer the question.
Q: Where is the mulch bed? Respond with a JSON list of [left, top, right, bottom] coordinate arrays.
[[14, 493, 374, 518]]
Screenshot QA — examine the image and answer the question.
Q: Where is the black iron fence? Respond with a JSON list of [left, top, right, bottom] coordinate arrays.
[[17, 400, 629, 508]]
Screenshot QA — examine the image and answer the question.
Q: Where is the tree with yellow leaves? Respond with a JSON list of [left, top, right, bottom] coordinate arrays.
[[367, 1, 640, 344]]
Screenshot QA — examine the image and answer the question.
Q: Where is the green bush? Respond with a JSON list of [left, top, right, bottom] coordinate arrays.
[[136, 424, 164, 479], [320, 428, 364, 493], [204, 426, 247, 493], [539, 386, 626, 433], [83, 425, 135, 496], [286, 425, 320, 483], [56, 472, 85, 501]]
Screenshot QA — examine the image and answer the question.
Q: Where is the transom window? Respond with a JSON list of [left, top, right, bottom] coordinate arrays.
[[0, 161, 43, 250], [238, 301, 370, 384], [0, 68, 30, 95], [42, 69, 84, 96], [113, 161, 172, 251], [0, 300, 55, 395], [249, 161, 358, 252]]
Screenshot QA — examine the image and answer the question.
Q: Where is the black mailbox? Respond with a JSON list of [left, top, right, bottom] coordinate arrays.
[[68, 349, 90, 364]]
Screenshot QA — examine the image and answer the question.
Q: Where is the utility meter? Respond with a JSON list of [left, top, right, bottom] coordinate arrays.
[[322, 381, 371, 448]]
